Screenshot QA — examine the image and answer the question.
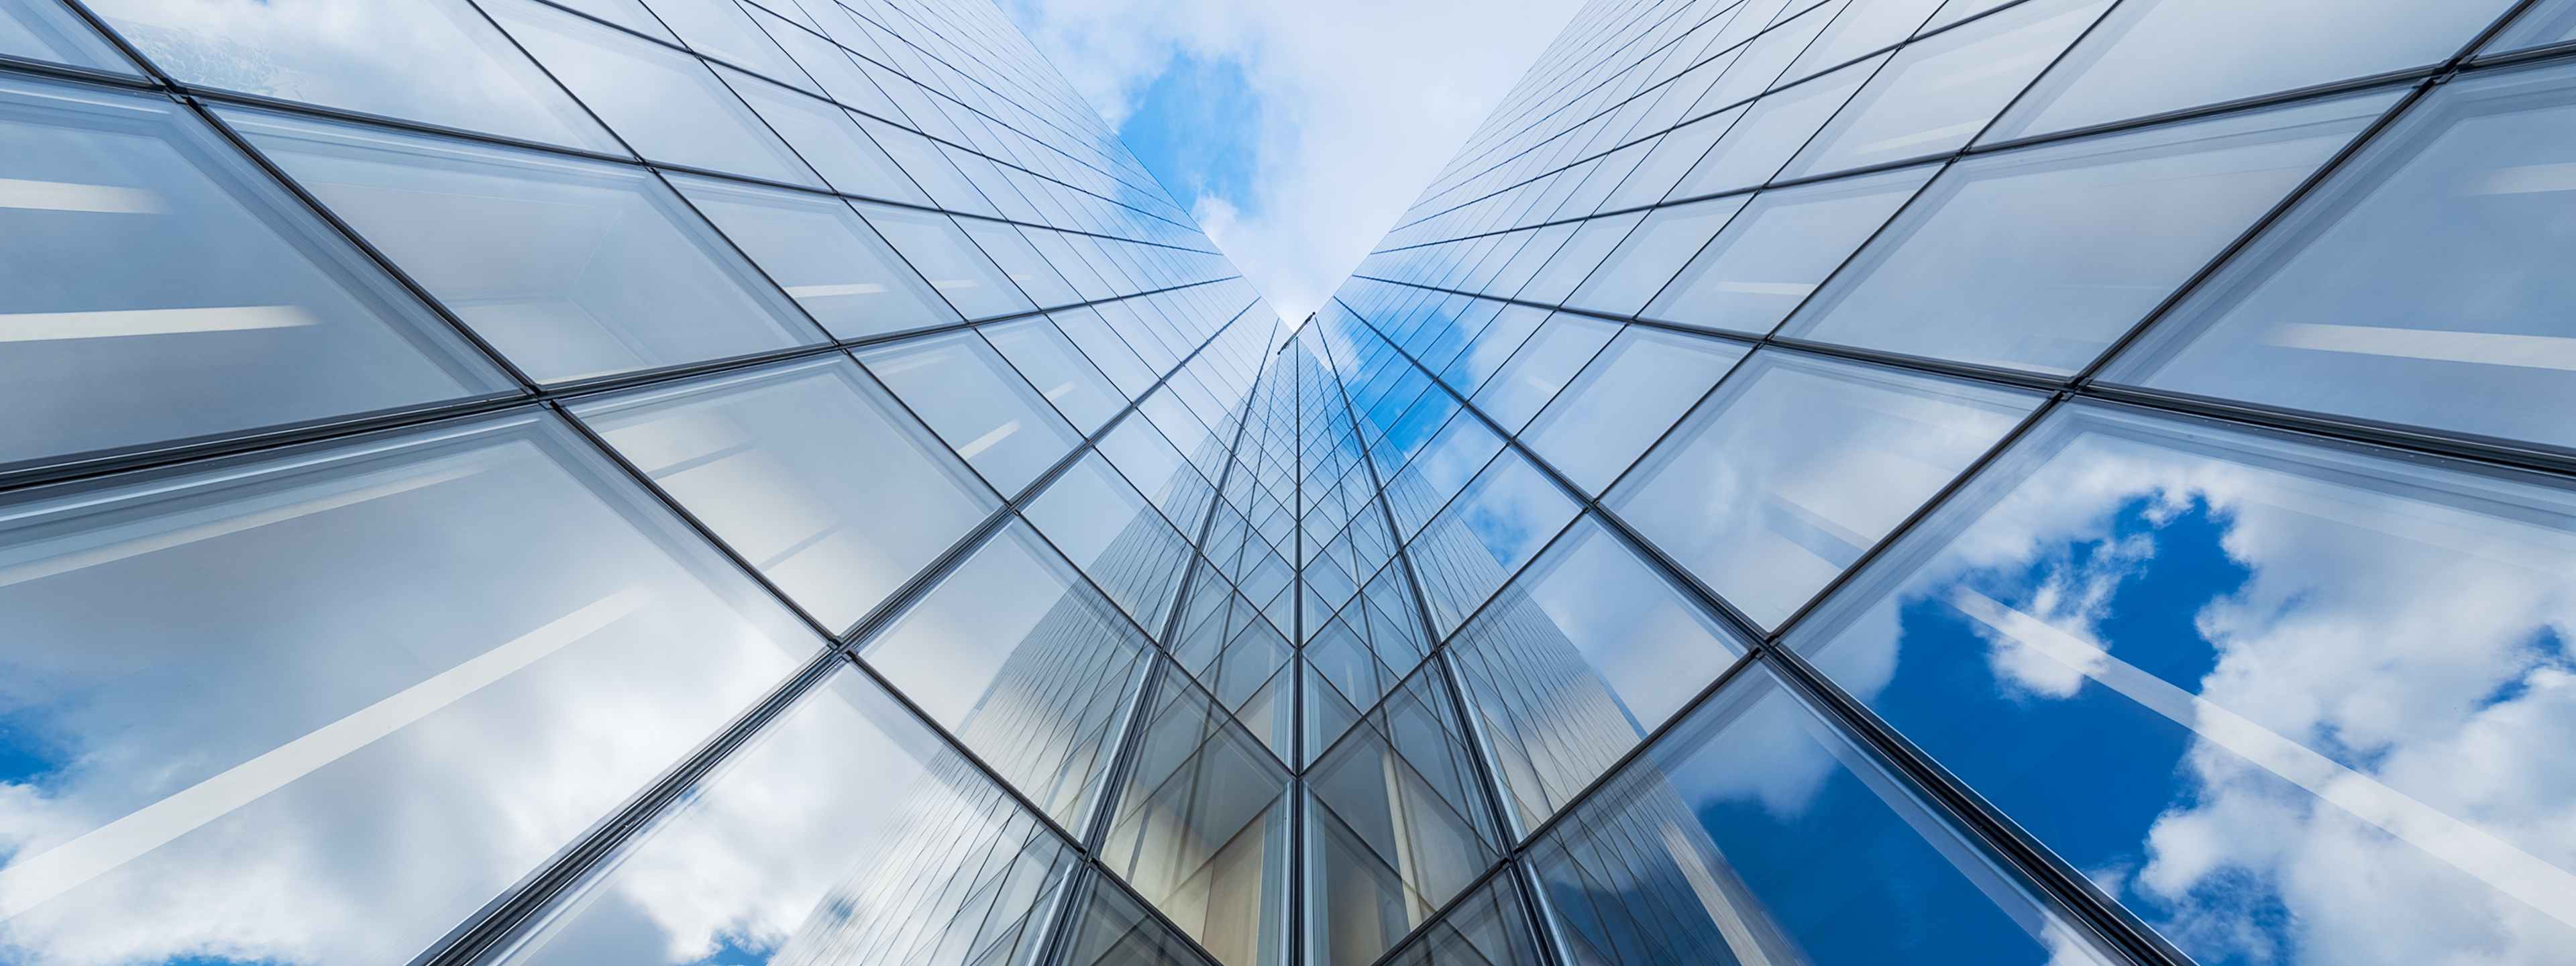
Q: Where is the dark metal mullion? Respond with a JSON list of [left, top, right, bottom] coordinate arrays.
[[1327, 296, 2186, 965]]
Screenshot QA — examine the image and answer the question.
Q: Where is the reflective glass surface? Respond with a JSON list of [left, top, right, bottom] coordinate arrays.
[[1467, 315, 1620, 433], [668, 174, 957, 341], [1025, 451, 1191, 632], [234, 109, 824, 384], [1411, 449, 1582, 636], [1099, 663, 1291, 966], [857, 330, 1084, 498], [0, 0, 134, 73], [2108, 61, 2576, 449], [490, 667, 1077, 966], [0, 75, 510, 470], [858, 203, 1039, 321], [1792, 405, 2576, 966], [1528, 663, 2125, 966], [1784, 91, 2395, 375], [858, 522, 1148, 829], [1610, 351, 2037, 629], [1562, 195, 1751, 317], [1641, 164, 1936, 335], [1450, 516, 1750, 836], [1522, 326, 1750, 496], [1982, 0, 2520, 142], [89, 0, 619, 151], [0, 413, 815, 965], [1307, 669, 1499, 966], [572, 356, 994, 632], [482, 0, 821, 185], [1780, 0, 2111, 178]]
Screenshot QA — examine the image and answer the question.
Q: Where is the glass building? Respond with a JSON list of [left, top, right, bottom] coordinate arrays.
[[1, 1, 2573, 966]]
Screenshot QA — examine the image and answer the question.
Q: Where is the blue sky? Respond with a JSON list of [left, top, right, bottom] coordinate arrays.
[[1002, 0, 1586, 323]]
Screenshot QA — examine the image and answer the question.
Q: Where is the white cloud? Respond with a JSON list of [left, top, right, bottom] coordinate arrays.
[[1002, 0, 1586, 323]]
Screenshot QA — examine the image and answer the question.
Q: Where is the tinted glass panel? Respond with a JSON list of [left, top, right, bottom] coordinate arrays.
[[235, 109, 824, 383], [1642, 164, 1935, 335], [89, 0, 616, 150], [0, 77, 509, 471], [1791, 405, 2576, 966], [1785, 91, 2394, 376], [668, 174, 956, 341], [2107, 61, 2576, 449], [857, 331, 1083, 498], [572, 356, 994, 632], [1610, 351, 2036, 629], [0, 413, 814, 965]]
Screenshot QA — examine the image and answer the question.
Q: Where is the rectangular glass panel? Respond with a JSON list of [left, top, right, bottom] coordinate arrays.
[[984, 317, 1128, 433], [0, 412, 816, 965], [1528, 663, 2127, 966], [1666, 54, 1882, 201], [857, 330, 1083, 498], [669, 173, 957, 341], [1026, 452, 1192, 633], [490, 667, 1077, 966], [1410, 449, 1582, 637], [1307, 668, 1501, 966], [0, 75, 510, 470], [1609, 350, 2036, 629], [572, 356, 995, 632], [0, 0, 136, 73], [1522, 326, 1750, 496], [1981, 0, 2519, 142], [1562, 195, 1754, 317], [88, 0, 616, 151], [1099, 661, 1291, 966], [482, 0, 822, 185], [859, 203, 1040, 320], [1467, 315, 1621, 434], [1779, 0, 2111, 178], [1790, 404, 2576, 966], [857, 521, 1148, 830], [233, 108, 826, 383], [1783, 90, 2395, 376], [2105, 61, 2576, 450], [1451, 515, 1750, 837], [1641, 164, 1937, 335]]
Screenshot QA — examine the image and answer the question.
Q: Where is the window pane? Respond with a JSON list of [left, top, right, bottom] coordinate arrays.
[[959, 217, 1081, 309], [1529, 663, 2125, 966], [1411, 449, 1582, 637], [1468, 315, 1621, 434], [2487, 0, 2576, 56], [1523, 327, 1750, 496], [858, 331, 1083, 498], [1101, 662, 1291, 966], [0, 413, 816, 965], [667, 174, 957, 341], [718, 66, 934, 205], [1789, 404, 2576, 966], [1562, 195, 1753, 317], [1307, 668, 1501, 966], [1780, 0, 2111, 179], [1452, 516, 1750, 837], [1642, 164, 1936, 335], [1982, 0, 2520, 143], [857, 522, 1149, 830], [490, 667, 1077, 966], [1025, 452, 1191, 633], [234, 109, 824, 383], [89, 0, 616, 150], [2105, 61, 2576, 449], [983, 317, 1126, 433], [1784, 90, 2395, 376], [482, 0, 820, 185], [859, 203, 1038, 320], [0, 0, 134, 72], [1666, 54, 1881, 201], [572, 356, 994, 632], [0, 76, 510, 471], [1609, 351, 2036, 629]]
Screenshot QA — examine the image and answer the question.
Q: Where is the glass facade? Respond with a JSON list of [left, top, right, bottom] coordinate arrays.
[[2, 3, 2573, 966]]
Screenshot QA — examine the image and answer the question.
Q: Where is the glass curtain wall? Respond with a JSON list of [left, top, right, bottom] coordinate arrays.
[[7, 2, 2576, 966], [1325, 1, 2576, 966], [0, 1, 1285, 966]]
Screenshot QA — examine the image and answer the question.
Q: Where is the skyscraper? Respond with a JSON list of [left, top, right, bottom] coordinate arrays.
[[1, 1, 2572, 966]]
